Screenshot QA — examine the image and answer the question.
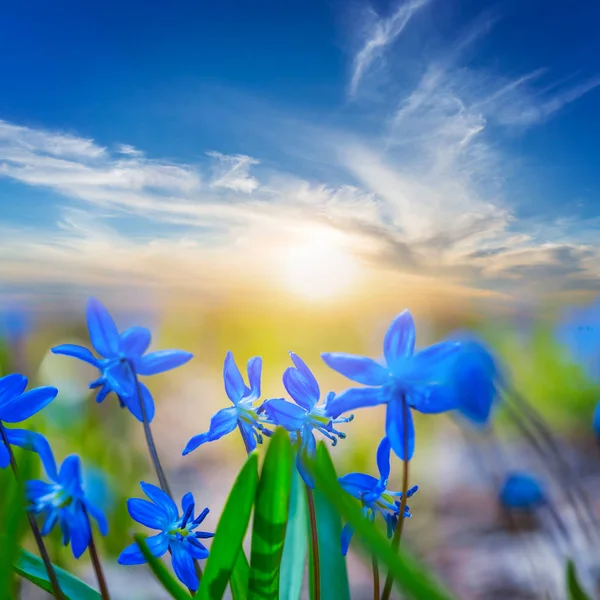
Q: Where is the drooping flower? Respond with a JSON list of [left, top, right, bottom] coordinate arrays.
[[322, 310, 460, 460], [52, 297, 193, 423], [338, 438, 418, 555], [259, 352, 353, 488], [118, 482, 213, 592], [183, 351, 270, 456], [0, 373, 58, 470], [26, 454, 108, 558], [499, 472, 546, 510]]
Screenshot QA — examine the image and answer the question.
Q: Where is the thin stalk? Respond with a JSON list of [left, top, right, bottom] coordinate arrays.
[[0, 425, 65, 600], [86, 527, 111, 599], [306, 483, 321, 600], [381, 397, 410, 600], [372, 555, 380, 600]]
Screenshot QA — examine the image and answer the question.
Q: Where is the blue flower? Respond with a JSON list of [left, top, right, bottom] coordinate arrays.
[[183, 351, 269, 456], [52, 297, 193, 423], [26, 454, 109, 559], [0, 373, 58, 470], [259, 352, 353, 488], [499, 472, 546, 510], [118, 482, 213, 592], [338, 438, 418, 555], [322, 310, 460, 460]]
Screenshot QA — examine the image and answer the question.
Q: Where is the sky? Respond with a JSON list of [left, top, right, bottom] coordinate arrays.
[[1, 0, 600, 309]]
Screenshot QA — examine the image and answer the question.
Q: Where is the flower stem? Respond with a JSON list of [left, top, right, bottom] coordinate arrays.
[[381, 396, 410, 600], [0, 424, 65, 600], [306, 483, 321, 600], [372, 555, 380, 600], [86, 522, 111, 600]]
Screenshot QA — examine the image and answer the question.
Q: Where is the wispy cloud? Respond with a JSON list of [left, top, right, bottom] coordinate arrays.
[[348, 0, 431, 97], [207, 151, 260, 193]]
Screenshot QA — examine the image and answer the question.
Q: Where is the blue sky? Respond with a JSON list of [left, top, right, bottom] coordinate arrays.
[[1, 0, 599, 304]]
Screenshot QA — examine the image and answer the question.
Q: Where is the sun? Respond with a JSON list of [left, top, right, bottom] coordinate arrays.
[[277, 228, 360, 301]]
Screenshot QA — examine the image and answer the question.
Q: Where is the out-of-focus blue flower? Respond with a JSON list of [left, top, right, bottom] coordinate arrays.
[[445, 335, 501, 425], [259, 352, 353, 488], [52, 297, 193, 423], [26, 454, 108, 559], [0, 306, 32, 342], [338, 438, 418, 555], [499, 472, 546, 510], [556, 299, 600, 381], [118, 482, 213, 592], [322, 310, 460, 460], [0, 373, 58, 470], [183, 351, 269, 456]]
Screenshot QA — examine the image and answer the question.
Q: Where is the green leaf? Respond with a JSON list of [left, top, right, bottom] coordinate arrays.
[[249, 428, 292, 599], [14, 549, 101, 600], [134, 534, 189, 600], [307, 451, 350, 600], [196, 452, 259, 600], [566, 560, 592, 600], [278, 462, 307, 600], [312, 442, 456, 600], [231, 550, 250, 600]]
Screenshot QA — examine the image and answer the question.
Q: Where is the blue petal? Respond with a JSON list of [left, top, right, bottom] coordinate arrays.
[[41, 511, 59, 536], [186, 537, 210, 559], [103, 362, 137, 398], [0, 386, 58, 423], [127, 498, 170, 529], [326, 387, 388, 419], [499, 472, 546, 509], [86, 298, 120, 358], [386, 398, 415, 461], [182, 407, 238, 455], [261, 399, 306, 431], [288, 352, 320, 404], [238, 422, 257, 453], [594, 401, 600, 438], [409, 384, 458, 414], [118, 533, 169, 565], [0, 441, 9, 468], [223, 351, 247, 404], [410, 341, 461, 383], [340, 523, 354, 556], [119, 327, 152, 357], [120, 382, 155, 423], [69, 504, 92, 558], [0, 374, 28, 408], [85, 500, 109, 536], [96, 385, 110, 404], [51, 344, 98, 367], [296, 429, 316, 488], [5, 429, 58, 479], [246, 356, 262, 401], [283, 367, 318, 411], [338, 473, 378, 499], [170, 541, 199, 591], [376, 437, 391, 483], [321, 353, 390, 386], [384, 311, 415, 371], [181, 492, 194, 516], [140, 482, 179, 522], [134, 350, 193, 376], [59, 455, 83, 490]]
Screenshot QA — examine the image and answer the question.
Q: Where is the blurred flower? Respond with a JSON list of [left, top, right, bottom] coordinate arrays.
[[322, 310, 460, 460], [118, 482, 213, 592], [556, 298, 600, 381], [446, 335, 501, 425], [338, 438, 418, 555], [0, 305, 32, 342], [259, 352, 353, 488], [27, 454, 108, 558], [593, 401, 600, 437], [183, 351, 269, 456], [52, 297, 193, 423], [0, 373, 58, 469], [499, 472, 546, 510]]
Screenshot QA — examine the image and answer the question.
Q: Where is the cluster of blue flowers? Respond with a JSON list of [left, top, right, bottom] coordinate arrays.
[[1, 298, 509, 592]]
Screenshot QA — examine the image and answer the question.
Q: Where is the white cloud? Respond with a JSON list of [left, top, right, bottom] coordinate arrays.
[[207, 151, 259, 193], [117, 144, 144, 157]]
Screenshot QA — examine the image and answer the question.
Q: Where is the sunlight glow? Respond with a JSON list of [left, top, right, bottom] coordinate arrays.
[[277, 228, 360, 301]]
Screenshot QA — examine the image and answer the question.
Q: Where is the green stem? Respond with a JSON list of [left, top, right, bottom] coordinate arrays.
[[372, 555, 380, 600], [306, 483, 321, 600], [0, 424, 66, 600], [381, 396, 410, 600]]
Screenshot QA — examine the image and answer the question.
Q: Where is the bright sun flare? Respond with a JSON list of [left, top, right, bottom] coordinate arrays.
[[277, 229, 360, 301]]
